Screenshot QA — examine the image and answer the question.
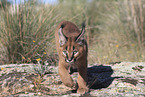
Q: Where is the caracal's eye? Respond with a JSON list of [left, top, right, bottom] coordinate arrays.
[[73, 50, 78, 55], [63, 51, 67, 56]]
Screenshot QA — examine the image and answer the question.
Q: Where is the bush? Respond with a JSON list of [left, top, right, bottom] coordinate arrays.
[[0, 0, 145, 65], [0, 1, 59, 64]]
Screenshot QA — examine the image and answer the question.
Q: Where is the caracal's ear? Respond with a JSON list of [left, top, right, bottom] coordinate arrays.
[[76, 22, 85, 44], [58, 24, 67, 46]]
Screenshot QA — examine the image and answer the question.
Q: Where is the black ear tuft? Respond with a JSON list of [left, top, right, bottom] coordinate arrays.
[[61, 24, 64, 28], [82, 21, 86, 28]]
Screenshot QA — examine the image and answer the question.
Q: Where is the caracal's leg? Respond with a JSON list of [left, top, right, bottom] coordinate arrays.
[[77, 63, 89, 94], [58, 63, 77, 89]]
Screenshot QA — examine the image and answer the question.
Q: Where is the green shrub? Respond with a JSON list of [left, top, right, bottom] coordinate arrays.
[[0, 1, 59, 64]]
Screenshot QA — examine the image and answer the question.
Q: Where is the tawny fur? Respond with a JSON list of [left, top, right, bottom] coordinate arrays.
[[55, 21, 88, 94]]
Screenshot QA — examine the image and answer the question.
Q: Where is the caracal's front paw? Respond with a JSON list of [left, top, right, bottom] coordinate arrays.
[[77, 87, 89, 94]]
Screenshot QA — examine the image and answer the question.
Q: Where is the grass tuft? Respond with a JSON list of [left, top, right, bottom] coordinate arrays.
[[0, 0, 145, 64]]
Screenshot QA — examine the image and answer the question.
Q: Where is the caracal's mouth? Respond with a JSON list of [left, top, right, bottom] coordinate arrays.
[[65, 58, 76, 63]]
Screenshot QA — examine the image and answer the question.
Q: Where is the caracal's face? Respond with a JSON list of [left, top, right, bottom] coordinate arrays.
[[60, 37, 84, 63]]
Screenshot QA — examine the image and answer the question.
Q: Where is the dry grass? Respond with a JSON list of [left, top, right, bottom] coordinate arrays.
[[0, 1, 60, 64], [0, 0, 145, 65]]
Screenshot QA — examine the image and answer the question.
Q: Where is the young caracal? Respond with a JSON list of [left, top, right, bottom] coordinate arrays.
[[55, 21, 88, 94]]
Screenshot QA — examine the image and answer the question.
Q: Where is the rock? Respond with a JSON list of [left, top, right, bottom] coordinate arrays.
[[0, 62, 145, 96]]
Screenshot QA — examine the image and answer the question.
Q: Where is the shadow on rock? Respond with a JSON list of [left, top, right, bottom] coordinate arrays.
[[87, 65, 119, 89]]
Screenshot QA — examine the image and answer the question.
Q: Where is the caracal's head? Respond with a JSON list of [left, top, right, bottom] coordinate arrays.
[[58, 22, 87, 63]]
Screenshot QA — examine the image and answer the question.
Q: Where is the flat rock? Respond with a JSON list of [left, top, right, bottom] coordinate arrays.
[[0, 62, 145, 96]]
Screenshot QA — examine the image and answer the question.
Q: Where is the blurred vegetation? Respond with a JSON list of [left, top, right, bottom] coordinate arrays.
[[0, 0, 144, 65], [0, 0, 11, 9]]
